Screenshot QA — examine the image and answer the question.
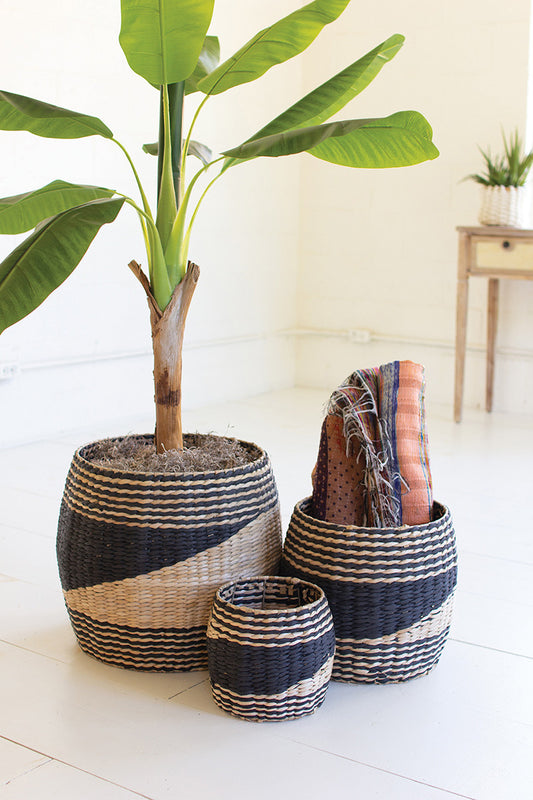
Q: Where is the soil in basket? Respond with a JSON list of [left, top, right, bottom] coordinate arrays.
[[88, 433, 259, 474]]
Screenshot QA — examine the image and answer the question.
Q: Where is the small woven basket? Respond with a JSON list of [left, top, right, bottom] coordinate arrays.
[[479, 185, 524, 227], [57, 435, 282, 671], [282, 499, 457, 684], [207, 576, 335, 721]]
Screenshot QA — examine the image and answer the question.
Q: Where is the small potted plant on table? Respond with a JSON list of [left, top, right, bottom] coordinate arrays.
[[465, 129, 533, 227]]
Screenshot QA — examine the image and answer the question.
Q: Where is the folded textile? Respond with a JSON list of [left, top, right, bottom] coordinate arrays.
[[311, 361, 433, 528]]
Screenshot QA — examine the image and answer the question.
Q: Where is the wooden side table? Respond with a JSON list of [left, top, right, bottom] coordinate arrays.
[[454, 225, 533, 422]]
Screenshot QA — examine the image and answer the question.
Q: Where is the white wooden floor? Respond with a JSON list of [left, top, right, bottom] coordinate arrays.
[[0, 388, 532, 799]]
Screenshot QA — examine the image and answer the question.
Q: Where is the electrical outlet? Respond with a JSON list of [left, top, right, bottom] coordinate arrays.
[[0, 363, 20, 380], [348, 328, 371, 344]]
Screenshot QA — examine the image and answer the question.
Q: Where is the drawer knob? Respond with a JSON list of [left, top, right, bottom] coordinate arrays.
[[502, 240, 511, 249]]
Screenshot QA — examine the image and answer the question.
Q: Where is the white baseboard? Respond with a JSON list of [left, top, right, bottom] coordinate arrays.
[[0, 334, 295, 447], [293, 329, 533, 416]]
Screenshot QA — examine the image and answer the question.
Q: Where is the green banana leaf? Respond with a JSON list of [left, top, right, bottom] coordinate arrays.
[[119, 0, 215, 86], [0, 198, 124, 333], [0, 90, 113, 139], [198, 0, 350, 96], [185, 36, 220, 95], [143, 140, 212, 166], [223, 111, 439, 167], [250, 35, 404, 140], [0, 181, 115, 234], [222, 34, 405, 172]]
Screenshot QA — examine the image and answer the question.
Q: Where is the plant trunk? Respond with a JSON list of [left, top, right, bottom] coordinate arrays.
[[129, 259, 199, 453]]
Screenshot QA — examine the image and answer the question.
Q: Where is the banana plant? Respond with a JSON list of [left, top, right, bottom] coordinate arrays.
[[0, 0, 439, 452]]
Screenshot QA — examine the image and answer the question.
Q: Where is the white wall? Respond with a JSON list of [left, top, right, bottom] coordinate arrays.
[[0, 0, 300, 445], [295, 0, 533, 414]]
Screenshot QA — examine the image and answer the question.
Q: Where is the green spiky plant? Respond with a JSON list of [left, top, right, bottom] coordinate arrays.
[[0, 0, 438, 452], [466, 129, 533, 187]]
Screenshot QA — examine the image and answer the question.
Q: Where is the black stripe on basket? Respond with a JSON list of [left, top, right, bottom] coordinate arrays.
[[283, 535, 457, 575], [293, 501, 453, 546], [57, 499, 277, 591], [207, 630, 335, 697], [62, 475, 278, 526], [333, 631, 450, 683], [209, 600, 333, 635], [280, 558, 457, 640], [67, 460, 278, 506], [67, 609, 209, 671], [211, 682, 329, 721]]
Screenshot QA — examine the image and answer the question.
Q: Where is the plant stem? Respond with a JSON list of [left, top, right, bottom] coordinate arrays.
[[179, 170, 223, 265], [181, 94, 210, 195], [156, 85, 178, 255], [118, 194, 172, 310], [112, 138, 153, 219], [165, 157, 224, 284], [168, 83, 185, 204]]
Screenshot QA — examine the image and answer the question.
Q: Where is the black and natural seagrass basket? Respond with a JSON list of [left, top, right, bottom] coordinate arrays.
[[207, 576, 335, 721], [281, 499, 457, 684], [56, 435, 282, 671]]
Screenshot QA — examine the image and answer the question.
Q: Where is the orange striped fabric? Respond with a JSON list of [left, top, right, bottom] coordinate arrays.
[[311, 361, 433, 527]]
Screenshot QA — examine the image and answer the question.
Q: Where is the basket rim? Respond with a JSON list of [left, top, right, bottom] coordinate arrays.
[[73, 433, 268, 480], [214, 575, 327, 615], [295, 497, 450, 534]]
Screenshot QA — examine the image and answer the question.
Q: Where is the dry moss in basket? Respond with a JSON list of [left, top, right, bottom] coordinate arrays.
[[88, 433, 258, 473]]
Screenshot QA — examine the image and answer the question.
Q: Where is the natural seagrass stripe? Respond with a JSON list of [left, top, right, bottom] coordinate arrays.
[[289, 500, 453, 544], [212, 656, 335, 704], [334, 634, 448, 670], [211, 684, 329, 721], [284, 521, 456, 558], [334, 592, 455, 648], [278, 568, 456, 640], [283, 536, 457, 573], [67, 610, 209, 670], [68, 458, 275, 496], [68, 609, 206, 641], [65, 477, 276, 514], [67, 459, 276, 503], [207, 608, 334, 646], [64, 506, 281, 629], [207, 614, 334, 644], [62, 488, 277, 529], [70, 445, 271, 488], [210, 655, 334, 719], [58, 496, 281, 590], [282, 550, 456, 585]]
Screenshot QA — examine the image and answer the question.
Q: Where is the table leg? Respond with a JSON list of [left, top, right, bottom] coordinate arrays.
[[486, 278, 499, 412], [454, 234, 470, 422]]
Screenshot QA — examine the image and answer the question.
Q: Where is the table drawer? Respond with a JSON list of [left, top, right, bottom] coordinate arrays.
[[475, 238, 533, 271]]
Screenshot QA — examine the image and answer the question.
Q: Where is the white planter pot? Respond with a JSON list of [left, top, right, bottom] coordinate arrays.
[[479, 185, 524, 227]]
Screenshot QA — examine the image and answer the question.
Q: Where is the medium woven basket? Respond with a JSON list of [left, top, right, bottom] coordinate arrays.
[[281, 499, 457, 684], [207, 576, 335, 721], [56, 434, 282, 671]]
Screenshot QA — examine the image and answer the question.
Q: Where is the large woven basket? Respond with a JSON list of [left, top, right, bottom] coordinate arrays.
[[281, 499, 457, 684], [207, 576, 335, 721], [56, 435, 282, 671]]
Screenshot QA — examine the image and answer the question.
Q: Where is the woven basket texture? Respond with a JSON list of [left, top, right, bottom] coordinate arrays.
[[56, 435, 282, 671], [281, 498, 457, 684], [479, 185, 523, 227], [207, 576, 335, 721]]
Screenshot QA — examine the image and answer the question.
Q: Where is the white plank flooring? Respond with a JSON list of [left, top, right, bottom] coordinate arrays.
[[1, 388, 531, 799]]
